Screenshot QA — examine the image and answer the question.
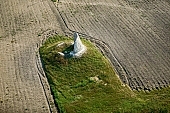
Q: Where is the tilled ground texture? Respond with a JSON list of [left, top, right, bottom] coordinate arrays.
[[0, 0, 65, 112], [56, 0, 170, 90]]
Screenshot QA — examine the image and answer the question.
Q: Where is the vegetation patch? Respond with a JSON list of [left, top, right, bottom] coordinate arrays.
[[40, 35, 170, 113], [51, 0, 56, 2]]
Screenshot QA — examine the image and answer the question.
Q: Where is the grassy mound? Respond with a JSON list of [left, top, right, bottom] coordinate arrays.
[[40, 35, 170, 113]]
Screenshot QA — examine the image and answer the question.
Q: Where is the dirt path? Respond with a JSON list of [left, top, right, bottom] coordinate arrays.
[[0, 0, 65, 112], [56, 0, 170, 90]]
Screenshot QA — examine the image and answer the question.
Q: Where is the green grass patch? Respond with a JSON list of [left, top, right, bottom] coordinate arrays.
[[51, 0, 56, 2], [40, 35, 170, 113]]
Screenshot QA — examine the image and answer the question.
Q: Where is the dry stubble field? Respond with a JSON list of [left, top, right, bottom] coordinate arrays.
[[56, 0, 170, 90]]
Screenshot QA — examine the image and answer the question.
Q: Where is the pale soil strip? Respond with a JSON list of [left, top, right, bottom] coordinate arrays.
[[111, 10, 158, 88], [113, 8, 169, 88]]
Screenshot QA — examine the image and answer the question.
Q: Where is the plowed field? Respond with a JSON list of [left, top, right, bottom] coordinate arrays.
[[56, 0, 170, 90], [0, 0, 64, 112]]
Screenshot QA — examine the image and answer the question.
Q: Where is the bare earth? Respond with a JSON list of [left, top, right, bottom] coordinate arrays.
[[56, 0, 170, 90], [0, 0, 65, 112]]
